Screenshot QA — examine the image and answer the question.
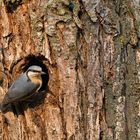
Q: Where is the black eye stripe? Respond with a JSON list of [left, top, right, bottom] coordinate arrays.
[[28, 70, 41, 73]]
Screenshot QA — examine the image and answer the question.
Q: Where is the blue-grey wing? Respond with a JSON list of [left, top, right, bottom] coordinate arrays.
[[4, 73, 39, 103]]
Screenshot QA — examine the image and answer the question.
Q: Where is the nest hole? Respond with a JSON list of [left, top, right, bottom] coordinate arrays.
[[4, 0, 22, 13], [23, 55, 49, 91]]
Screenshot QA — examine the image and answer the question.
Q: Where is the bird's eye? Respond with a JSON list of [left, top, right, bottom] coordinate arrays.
[[31, 70, 39, 73]]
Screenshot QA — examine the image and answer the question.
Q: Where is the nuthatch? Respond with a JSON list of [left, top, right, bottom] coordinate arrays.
[[2, 65, 45, 107]]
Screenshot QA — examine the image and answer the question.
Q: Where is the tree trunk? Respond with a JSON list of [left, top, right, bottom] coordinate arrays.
[[0, 0, 140, 140]]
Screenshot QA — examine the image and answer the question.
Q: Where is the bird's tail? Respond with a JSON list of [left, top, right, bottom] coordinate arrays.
[[0, 96, 10, 113], [0, 102, 9, 113]]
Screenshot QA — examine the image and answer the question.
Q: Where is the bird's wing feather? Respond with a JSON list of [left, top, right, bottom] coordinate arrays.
[[3, 73, 39, 104]]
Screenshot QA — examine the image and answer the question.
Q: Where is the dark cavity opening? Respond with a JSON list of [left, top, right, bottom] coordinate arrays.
[[23, 55, 49, 91], [4, 0, 22, 13]]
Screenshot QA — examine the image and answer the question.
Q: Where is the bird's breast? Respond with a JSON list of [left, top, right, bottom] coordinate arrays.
[[29, 76, 42, 91]]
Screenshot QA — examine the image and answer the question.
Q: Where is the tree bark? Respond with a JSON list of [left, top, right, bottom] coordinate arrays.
[[0, 0, 140, 140]]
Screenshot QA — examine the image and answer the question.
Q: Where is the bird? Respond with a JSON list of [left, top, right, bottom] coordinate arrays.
[[1, 65, 46, 109]]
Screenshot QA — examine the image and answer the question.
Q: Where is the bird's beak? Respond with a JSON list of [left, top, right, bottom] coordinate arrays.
[[41, 71, 46, 75]]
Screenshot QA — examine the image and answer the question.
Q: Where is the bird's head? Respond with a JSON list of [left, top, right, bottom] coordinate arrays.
[[27, 65, 46, 79]]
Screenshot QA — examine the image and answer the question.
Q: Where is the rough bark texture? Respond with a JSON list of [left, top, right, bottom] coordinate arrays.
[[0, 0, 140, 140]]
